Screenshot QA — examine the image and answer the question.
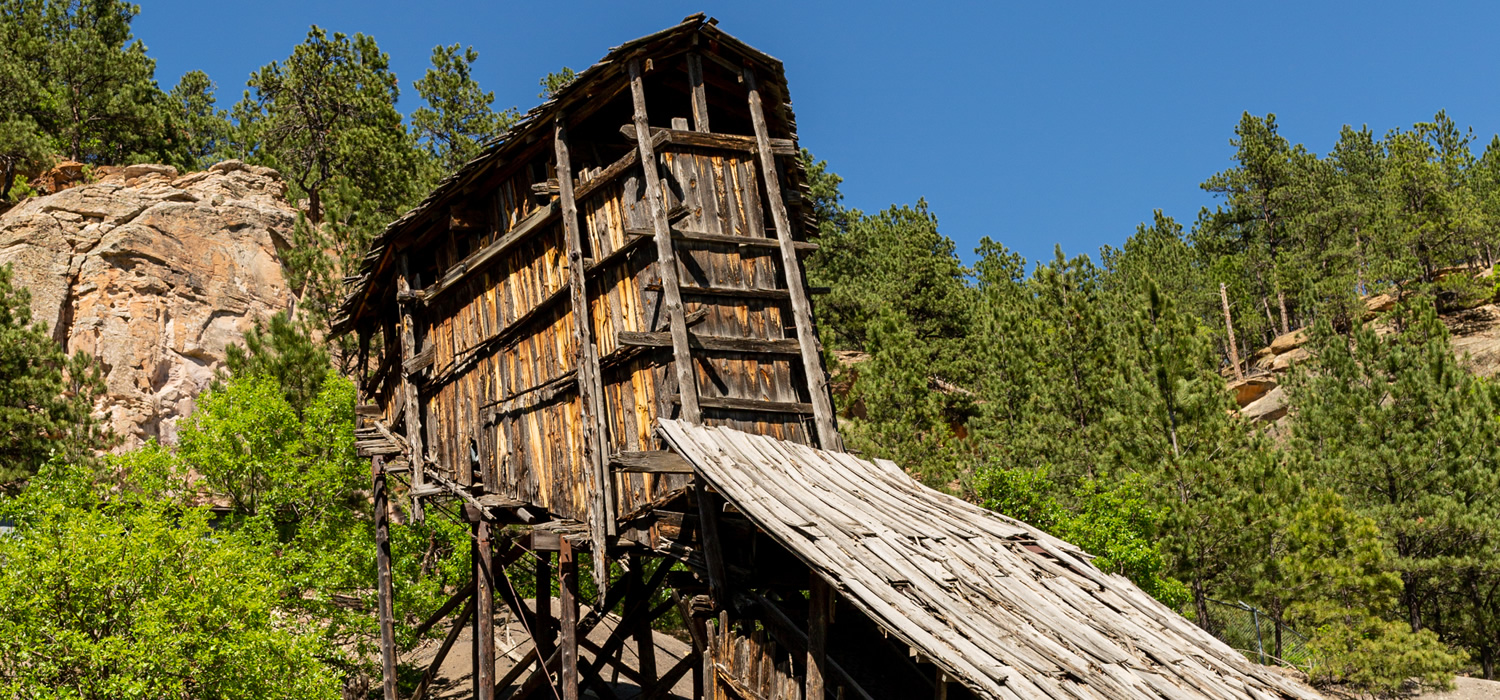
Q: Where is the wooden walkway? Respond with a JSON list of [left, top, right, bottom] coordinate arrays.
[[658, 420, 1321, 700]]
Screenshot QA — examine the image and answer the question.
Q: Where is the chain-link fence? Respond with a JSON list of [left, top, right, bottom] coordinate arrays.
[[1202, 598, 1314, 671]]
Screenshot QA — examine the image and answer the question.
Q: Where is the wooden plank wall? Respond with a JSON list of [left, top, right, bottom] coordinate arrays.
[[398, 58, 819, 526]]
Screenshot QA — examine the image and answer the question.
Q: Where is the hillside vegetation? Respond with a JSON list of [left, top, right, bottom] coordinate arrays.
[[1, 1, 1498, 697]]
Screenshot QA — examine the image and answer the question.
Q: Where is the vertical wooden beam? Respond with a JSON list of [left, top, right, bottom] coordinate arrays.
[[742, 67, 842, 451], [474, 517, 496, 700], [560, 538, 581, 700], [396, 255, 427, 520], [372, 455, 398, 700], [627, 552, 658, 686], [695, 483, 730, 609], [687, 53, 710, 133], [629, 57, 701, 424], [554, 117, 616, 589], [535, 549, 554, 665], [806, 575, 832, 700]]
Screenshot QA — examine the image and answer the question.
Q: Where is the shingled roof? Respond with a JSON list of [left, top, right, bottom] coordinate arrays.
[[659, 420, 1322, 700], [332, 14, 787, 336]]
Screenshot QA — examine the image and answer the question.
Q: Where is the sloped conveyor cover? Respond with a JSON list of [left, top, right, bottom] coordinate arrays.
[[659, 420, 1321, 700]]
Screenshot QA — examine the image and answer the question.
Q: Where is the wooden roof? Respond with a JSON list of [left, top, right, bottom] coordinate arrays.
[[332, 14, 789, 336], [658, 420, 1322, 700]]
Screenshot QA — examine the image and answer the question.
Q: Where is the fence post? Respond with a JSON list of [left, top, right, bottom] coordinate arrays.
[[1251, 606, 1265, 665]]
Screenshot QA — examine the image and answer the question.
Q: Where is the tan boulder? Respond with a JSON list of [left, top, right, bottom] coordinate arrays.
[[1364, 293, 1397, 315], [1227, 376, 1277, 407], [1240, 385, 1288, 423], [1271, 347, 1312, 373], [0, 161, 296, 447], [1269, 328, 1309, 355]]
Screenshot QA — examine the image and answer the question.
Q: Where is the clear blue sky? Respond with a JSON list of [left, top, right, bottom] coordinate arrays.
[[134, 1, 1500, 267]]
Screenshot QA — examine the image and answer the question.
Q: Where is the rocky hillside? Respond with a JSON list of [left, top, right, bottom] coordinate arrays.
[[0, 161, 296, 447], [1230, 291, 1500, 424]]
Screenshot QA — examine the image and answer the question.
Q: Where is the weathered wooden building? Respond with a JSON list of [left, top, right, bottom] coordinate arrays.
[[339, 15, 1322, 700]]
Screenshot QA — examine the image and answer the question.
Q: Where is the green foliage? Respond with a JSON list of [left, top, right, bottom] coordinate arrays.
[[0, 464, 340, 699], [0, 265, 109, 487], [223, 311, 332, 416], [412, 44, 518, 173], [538, 66, 577, 99]]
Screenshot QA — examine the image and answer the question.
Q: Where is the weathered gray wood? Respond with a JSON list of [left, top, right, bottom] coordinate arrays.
[[687, 52, 710, 132], [637, 651, 698, 700], [624, 227, 818, 252], [741, 591, 876, 700], [630, 57, 701, 424], [610, 450, 696, 474], [743, 67, 842, 452], [560, 538, 580, 700], [807, 575, 831, 700], [395, 258, 427, 520], [474, 519, 496, 700], [372, 456, 397, 700], [555, 116, 617, 572], [677, 395, 815, 415], [628, 552, 659, 686], [620, 124, 797, 156], [618, 330, 801, 355], [695, 482, 730, 608], [412, 579, 475, 639], [535, 549, 554, 663]]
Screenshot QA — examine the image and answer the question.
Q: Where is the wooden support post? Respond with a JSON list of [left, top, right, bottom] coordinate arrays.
[[396, 256, 427, 520], [627, 552, 658, 686], [742, 67, 842, 451], [806, 575, 831, 700], [554, 117, 616, 591], [372, 455, 398, 700], [560, 538, 581, 700], [629, 57, 701, 424], [686, 52, 710, 133], [694, 482, 730, 609], [535, 549, 554, 664], [474, 518, 496, 700], [1221, 282, 1243, 381]]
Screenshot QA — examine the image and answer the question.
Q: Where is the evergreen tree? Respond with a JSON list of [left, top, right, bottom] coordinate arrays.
[[412, 44, 518, 174], [1287, 303, 1500, 676], [0, 265, 108, 487]]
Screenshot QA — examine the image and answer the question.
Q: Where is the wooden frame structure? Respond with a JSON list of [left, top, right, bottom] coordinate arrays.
[[341, 15, 851, 699], [339, 16, 1322, 700]]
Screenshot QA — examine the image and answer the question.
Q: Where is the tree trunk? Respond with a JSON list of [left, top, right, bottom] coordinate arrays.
[[1221, 283, 1242, 380], [1276, 289, 1290, 335], [1192, 579, 1214, 636]]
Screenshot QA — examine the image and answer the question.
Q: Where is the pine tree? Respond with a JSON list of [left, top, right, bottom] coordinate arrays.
[[412, 44, 518, 174]]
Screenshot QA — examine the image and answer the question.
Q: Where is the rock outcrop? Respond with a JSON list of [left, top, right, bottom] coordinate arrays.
[[0, 160, 296, 447]]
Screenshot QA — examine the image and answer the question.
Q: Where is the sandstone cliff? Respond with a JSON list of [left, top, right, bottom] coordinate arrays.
[[0, 161, 296, 447]]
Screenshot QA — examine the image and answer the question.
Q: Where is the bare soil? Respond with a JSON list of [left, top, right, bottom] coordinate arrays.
[[405, 599, 694, 699]]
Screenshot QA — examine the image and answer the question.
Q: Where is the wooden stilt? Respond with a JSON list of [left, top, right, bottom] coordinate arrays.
[[372, 455, 398, 700], [628, 552, 658, 686], [475, 517, 496, 700], [535, 549, 555, 666], [806, 575, 831, 700], [686, 52, 710, 133], [395, 258, 427, 520], [695, 483, 729, 608], [554, 116, 616, 585], [561, 538, 580, 700]]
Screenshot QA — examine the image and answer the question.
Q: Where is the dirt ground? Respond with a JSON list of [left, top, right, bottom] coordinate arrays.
[[1423, 677, 1500, 700], [405, 599, 694, 700]]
